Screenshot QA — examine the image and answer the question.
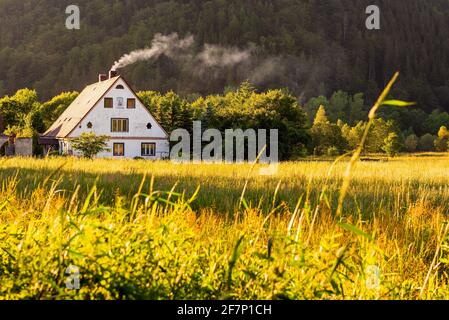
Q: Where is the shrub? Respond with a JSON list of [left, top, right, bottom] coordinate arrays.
[[382, 132, 402, 157], [434, 126, 449, 152], [418, 134, 436, 152], [404, 134, 419, 152], [71, 132, 110, 159], [326, 146, 340, 157]]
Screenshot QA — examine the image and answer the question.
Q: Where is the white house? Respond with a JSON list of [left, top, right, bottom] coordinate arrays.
[[40, 71, 170, 159]]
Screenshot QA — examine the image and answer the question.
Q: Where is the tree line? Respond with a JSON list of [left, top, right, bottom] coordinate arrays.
[[1, 82, 448, 159]]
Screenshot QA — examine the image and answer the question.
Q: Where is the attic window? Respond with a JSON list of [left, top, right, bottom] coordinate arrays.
[[146, 123, 153, 129], [87, 122, 93, 129], [127, 98, 136, 109], [116, 85, 125, 89], [104, 98, 113, 108]]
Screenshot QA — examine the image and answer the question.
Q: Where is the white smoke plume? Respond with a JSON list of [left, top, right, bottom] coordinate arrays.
[[249, 57, 285, 84], [111, 33, 194, 71], [111, 33, 252, 71], [197, 44, 252, 67], [109, 32, 310, 96]]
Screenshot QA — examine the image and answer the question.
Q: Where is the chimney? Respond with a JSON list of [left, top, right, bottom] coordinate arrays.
[[99, 74, 108, 82], [109, 70, 118, 78]]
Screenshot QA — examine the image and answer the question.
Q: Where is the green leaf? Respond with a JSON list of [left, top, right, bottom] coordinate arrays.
[[241, 198, 249, 210], [381, 100, 416, 107]]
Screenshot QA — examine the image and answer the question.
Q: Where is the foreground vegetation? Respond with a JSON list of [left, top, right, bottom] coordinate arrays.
[[1, 155, 449, 299]]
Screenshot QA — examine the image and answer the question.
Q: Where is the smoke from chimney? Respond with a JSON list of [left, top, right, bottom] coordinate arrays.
[[111, 33, 194, 71], [110, 33, 252, 72], [108, 32, 307, 94]]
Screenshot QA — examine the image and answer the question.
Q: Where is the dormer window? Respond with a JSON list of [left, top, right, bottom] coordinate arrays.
[[116, 85, 124, 89], [104, 98, 113, 108]]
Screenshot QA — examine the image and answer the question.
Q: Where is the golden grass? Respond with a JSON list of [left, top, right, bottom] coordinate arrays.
[[0, 155, 448, 299]]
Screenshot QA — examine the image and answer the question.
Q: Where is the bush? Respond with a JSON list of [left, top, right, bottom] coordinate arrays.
[[404, 134, 419, 153], [434, 126, 449, 152], [71, 132, 110, 159], [326, 146, 340, 157], [418, 134, 436, 152], [382, 132, 402, 157]]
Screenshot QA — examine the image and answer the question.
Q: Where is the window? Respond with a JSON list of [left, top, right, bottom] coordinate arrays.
[[111, 118, 129, 132], [113, 143, 125, 156], [116, 85, 124, 89], [127, 98, 136, 109], [87, 122, 93, 129], [104, 98, 113, 108], [146, 122, 152, 129], [141, 143, 156, 156], [117, 97, 124, 107]]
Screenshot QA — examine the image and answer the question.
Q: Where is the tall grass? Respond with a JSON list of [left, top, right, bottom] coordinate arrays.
[[0, 155, 448, 299]]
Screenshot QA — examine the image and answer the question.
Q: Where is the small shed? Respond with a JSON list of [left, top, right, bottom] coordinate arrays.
[[0, 134, 33, 157]]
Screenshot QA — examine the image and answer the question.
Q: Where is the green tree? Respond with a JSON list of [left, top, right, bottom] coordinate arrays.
[[305, 96, 329, 124], [343, 121, 365, 150], [192, 83, 310, 160], [424, 110, 449, 134], [71, 132, 110, 159], [0, 88, 40, 128], [404, 134, 419, 153], [382, 132, 402, 157], [349, 93, 366, 125], [434, 126, 449, 152], [313, 105, 329, 125], [365, 119, 400, 153], [39, 92, 79, 130], [329, 91, 350, 123], [310, 106, 347, 155], [138, 91, 192, 133], [418, 134, 436, 152], [244, 88, 310, 159]]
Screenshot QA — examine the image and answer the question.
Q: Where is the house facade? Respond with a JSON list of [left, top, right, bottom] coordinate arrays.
[[40, 72, 170, 159]]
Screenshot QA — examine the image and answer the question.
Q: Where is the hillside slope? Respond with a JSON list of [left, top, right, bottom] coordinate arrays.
[[0, 0, 448, 112]]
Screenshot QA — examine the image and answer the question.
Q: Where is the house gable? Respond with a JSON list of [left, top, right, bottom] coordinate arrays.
[[68, 78, 168, 140]]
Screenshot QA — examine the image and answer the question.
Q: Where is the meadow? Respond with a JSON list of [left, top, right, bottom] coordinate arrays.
[[0, 155, 449, 299]]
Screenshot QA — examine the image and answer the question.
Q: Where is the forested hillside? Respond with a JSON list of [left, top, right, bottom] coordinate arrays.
[[0, 0, 448, 109]]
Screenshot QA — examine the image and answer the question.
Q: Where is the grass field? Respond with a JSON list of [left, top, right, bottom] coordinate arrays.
[[1, 155, 449, 299]]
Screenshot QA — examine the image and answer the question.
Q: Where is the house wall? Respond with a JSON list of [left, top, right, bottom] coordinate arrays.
[[68, 138, 169, 159], [68, 78, 170, 159]]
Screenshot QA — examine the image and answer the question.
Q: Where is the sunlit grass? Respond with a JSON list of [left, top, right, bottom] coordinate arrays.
[[0, 155, 448, 299]]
